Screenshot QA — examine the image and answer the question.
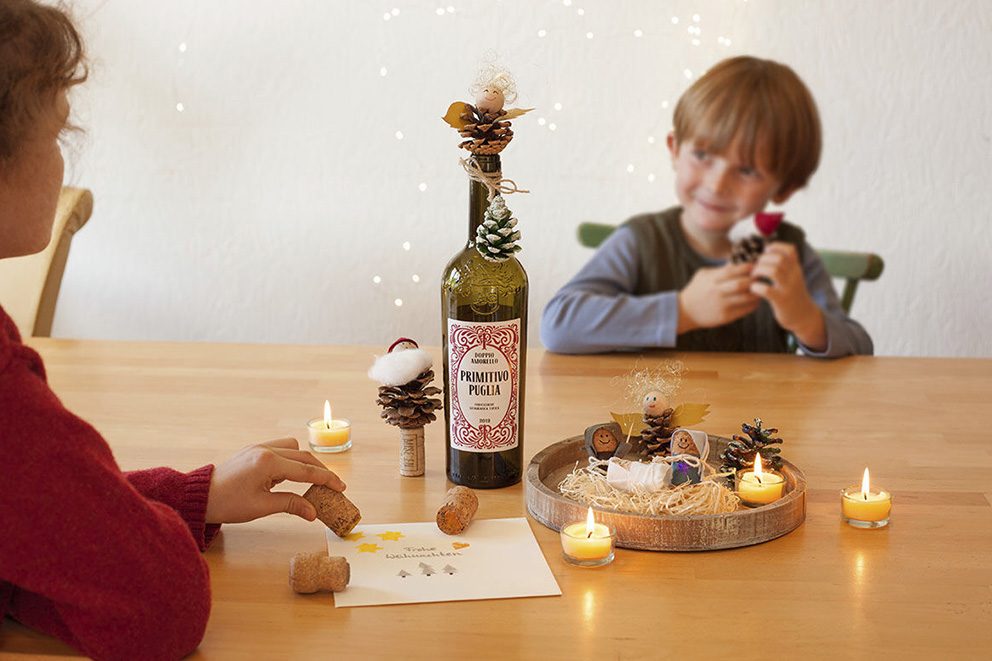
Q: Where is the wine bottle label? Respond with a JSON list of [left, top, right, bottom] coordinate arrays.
[[446, 318, 521, 453]]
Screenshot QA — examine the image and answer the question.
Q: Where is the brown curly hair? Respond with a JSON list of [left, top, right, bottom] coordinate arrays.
[[0, 0, 87, 168]]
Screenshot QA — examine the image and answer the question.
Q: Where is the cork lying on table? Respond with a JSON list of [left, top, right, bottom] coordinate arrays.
[[303, 485, 361, 537], [289, 552, 350, 594], [436, 486, 479, 535]]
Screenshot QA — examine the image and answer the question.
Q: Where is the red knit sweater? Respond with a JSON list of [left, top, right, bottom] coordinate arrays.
[[0, 307, 219, 660]]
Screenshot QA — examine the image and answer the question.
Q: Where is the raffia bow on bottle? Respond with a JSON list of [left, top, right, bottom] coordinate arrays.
[[459, 158, 529, 262]]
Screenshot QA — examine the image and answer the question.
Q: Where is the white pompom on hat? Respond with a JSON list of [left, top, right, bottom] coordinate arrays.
[[369, 347, 433, 386]]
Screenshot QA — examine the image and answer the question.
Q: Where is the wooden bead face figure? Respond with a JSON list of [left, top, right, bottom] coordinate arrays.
[[584, 422, 623, 460], [670, 430, 699, 457], [475, 86, 505, 114], [642, 391, 667, 417]]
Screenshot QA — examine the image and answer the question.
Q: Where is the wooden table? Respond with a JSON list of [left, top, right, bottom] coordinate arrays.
[[3, 341, 992, 659]]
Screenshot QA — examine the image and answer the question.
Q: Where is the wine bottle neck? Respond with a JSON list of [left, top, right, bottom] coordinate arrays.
[[468, 153, 501, 245]]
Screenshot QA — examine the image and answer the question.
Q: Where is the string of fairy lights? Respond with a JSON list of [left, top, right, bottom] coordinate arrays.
[[169, 2, 741, 313]]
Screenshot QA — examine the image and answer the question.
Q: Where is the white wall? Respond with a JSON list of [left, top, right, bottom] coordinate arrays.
[[55, 0, 992, 356]]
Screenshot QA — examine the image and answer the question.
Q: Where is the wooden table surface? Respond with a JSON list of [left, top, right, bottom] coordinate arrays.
[[3, 341, 991, 659]]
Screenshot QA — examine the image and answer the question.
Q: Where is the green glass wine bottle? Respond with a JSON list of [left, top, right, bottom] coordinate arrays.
[[441, 153, 527, 488]]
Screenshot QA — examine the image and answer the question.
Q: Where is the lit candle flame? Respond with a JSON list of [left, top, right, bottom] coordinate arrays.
[[585, 507, 595, 538], [324, 400, 332, 430], [861, 467, 870, 500], [753, 452, 763, 484]]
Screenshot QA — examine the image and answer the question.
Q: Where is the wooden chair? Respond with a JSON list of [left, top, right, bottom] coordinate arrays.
[[577, 221, 883, 314], [0, 186, 93, 337]]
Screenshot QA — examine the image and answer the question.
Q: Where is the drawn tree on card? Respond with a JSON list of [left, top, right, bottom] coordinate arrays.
[[397, 570, 411, 578], [419, 562, 436, 576], [443, 565, 457, 575]]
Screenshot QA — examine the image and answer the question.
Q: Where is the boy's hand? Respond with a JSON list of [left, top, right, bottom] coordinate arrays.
[[750, 242, 827, 351], [205, 438, 346, 524], [677, 263, 760, 334]]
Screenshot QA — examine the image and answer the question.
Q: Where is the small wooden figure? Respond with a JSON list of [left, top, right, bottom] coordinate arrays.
[[584, 422, 623, 460], [669, 429, 708, 486]]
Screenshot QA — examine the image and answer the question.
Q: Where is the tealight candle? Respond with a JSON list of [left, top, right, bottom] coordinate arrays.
[[560, 507, 616, 567], [307, 400, 352, 454], [841, 467, 891, 528], [736, 453, 785, 507]]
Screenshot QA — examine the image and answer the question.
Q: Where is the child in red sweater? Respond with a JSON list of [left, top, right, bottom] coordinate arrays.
[[0, 3, 346, 659]]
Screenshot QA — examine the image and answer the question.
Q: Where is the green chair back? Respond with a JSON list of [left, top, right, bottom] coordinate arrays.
[[576, 221, 883, 315]]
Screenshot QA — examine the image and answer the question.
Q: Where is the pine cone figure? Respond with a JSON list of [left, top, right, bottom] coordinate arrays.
[[475, 195, 521, 262], [731, 235, 765, 264], [633, 407, 675, 457], [719, 417, 784, 473], [376, 370, 443, 429], [458, 104, 514, 154]]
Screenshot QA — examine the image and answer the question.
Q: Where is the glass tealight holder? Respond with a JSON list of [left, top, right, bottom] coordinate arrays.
[[735, 469, 786, 508], [840, 485, 892, 528], [559, 522, 616, 567], [307, 417, 352, 454]]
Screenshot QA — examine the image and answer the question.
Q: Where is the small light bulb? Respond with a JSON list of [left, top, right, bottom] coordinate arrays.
[[684, 68, 693, 79], [178, 42, 187, 53], [383, 12, 391, 21], [372, 275, 382, 284], [692, 38, 700, 46], [435, 7, 445, 15], [548, 122, 557, 131], [648, 173, 656, 183], [175, 102, 185, 112], [586, 31, 594, 39], [554, 102, 563, 111], [379, 66, 388, 77], [537, 29, 547, 37], [577, 8, 584, 16], [671, 16, 679, 24], [418, 182, 427, 192], [402, 241, 411, 251], [412, 274, 421, 283], [394, 298, 403, 307], [692, 13, 701, 22], [647, 135, 656, 144], [661, 100, 669, 109], [633, 29, 643, 37], [395, 130, 404, 140], [537, 117, 547, 126], [626, 163, 635, 173], [447, 6, 455, 13]]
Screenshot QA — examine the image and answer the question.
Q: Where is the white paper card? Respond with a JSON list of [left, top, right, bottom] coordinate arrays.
[[326, 517, 561, 608]]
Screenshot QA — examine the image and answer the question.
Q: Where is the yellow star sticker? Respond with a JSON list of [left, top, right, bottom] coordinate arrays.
[[377, 531, 404, 541], [357, 543, 383, 553], [344, 531, 364, 541]]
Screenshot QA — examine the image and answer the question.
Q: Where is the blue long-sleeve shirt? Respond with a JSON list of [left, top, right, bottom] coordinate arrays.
[[541, 223, 873, 357]]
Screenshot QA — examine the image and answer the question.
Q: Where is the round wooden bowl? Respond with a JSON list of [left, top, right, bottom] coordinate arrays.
[[525, 435, 806, 551]]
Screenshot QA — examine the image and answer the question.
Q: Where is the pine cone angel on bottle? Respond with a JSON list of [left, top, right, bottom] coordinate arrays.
[[442, 68, 532, 155], [369, 338, 442, 477], [719, 417, 784, 475], [475, 195, 521, 262], [730, 212, 784, 264], [632, 390, 675, 458]]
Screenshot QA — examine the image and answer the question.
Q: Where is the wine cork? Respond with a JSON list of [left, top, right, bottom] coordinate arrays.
[[303, 485, 361, 537], [399, 427, 425, 477], [289, 552, 350, 594], [436, 486, 479, 535]]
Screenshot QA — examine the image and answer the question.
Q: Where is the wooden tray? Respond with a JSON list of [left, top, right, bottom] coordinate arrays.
[[525, 435, 806, 551]]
